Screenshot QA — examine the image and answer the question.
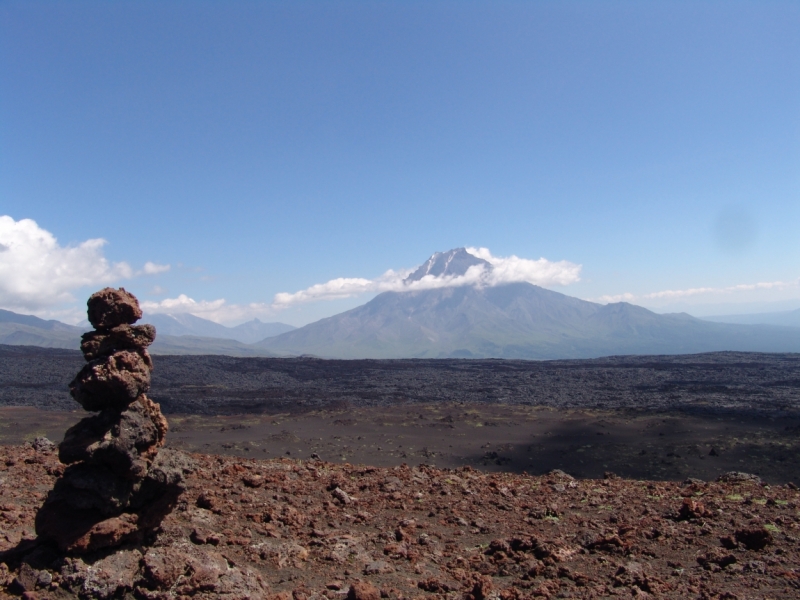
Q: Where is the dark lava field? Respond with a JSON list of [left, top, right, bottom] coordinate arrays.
[[3, 345, 800, 415], [2, 345, 800, 483]]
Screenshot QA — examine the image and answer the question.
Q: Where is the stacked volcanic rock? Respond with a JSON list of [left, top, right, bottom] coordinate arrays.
[[36, 288, 188, 554]]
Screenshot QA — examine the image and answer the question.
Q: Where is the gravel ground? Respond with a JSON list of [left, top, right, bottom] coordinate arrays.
[[2, 442, 800, 599]]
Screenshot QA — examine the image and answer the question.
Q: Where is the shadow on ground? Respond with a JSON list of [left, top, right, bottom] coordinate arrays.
[[4, 403, 800, 484]]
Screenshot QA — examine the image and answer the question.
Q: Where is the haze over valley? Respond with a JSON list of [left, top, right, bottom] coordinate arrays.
[[3, 248, 800, 360]]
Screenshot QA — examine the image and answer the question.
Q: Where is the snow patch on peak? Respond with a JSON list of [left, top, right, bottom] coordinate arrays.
[[405, 248, 491, 282]]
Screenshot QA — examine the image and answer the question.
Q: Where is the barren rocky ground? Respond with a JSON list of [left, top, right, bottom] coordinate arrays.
[[1, 347, 800, 598], [2, 442, 800, 599], [2, 346, 800, 484], [3, 404, 800, 485]]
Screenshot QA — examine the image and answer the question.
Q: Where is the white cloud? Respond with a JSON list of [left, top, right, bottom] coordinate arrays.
[[271, 271, 407, 307], [594, 279, 800, 305], [467, 247, 583, 287], [143, 248, 581, 322], [142, 294, 226, 313], [0, 215, 134, 311], [141, 261, 170, 275], [141, 294, 274, 324], [594, 292, 637, 304], [0, 216, 172, 315], [272, 248, 582, 309]]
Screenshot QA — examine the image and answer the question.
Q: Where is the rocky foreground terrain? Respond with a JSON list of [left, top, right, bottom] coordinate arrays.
[[3, 342, 800, 598], [2, 440, 799, 599]]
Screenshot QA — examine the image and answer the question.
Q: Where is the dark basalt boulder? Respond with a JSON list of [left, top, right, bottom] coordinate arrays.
[[59, 399, 162, 480], [51, 463, 137, 516]]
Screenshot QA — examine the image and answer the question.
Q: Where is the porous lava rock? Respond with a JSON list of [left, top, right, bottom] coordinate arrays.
[[80, 323, 156, 363], [69, 350, 153, 412], [86, 287, 142, 331], [3, 446, 800, 599], [35, 288, 189, 554]]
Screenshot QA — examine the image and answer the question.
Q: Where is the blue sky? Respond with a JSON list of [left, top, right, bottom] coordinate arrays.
[[1, 1, 799, 325]]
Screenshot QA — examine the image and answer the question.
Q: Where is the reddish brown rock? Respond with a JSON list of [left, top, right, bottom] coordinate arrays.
[[677, 497, 711, 520], [69, 350, 152, 412], [5, 446, 800, 598], [80, 323, 155, 363], [9, 563, 37, 594], [130, 394, 169, 460], [463, 574, 494, 600], [243, 473, 264, 488], [66, 513, 141, 555], [697, 548, 737, 571], [143, 547, 191, 589], [417, 578, 455, 593], [35, 501, 139, 553], [347, 581, 380, 600], [86, 287, 142, 331], [735, 527, 774, 550]]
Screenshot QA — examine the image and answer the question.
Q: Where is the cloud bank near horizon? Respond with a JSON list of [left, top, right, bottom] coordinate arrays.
[[150, 258, 788, 323], [0, 215, 169, 316], [6, 218, 795, 328], [594, 278, 800, 306], [271, 247, 582, 308], [141, 248, 582, 324], [140, 294, 273, 325]]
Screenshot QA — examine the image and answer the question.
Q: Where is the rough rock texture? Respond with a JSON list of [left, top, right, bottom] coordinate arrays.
[[2, 444, 800, 599], [59, 400, 161, 478], [69, 350, 153, 412], [86, 287, 142, 331], [34, 288, 186, 555], [80, 324, 155, 364]]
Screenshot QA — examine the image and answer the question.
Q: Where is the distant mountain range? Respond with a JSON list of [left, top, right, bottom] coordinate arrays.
[[702, 308, 800, 328], [257, 248, 800, 359], [142, 313, 295, 344], [0, 309, 85, 349], [3, 248, 800, 359], [259, 280, 800, 359], [0, 309, 291, 356]]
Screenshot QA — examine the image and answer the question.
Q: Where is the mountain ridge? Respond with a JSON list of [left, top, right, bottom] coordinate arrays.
[[0, 309, 283, 356], [259, 281, 800, 359], [3, 245, 800, 359], [142, 313, 295, 343]]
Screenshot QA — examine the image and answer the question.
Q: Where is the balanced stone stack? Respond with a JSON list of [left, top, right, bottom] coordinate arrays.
[[36, 288, 188, 554]]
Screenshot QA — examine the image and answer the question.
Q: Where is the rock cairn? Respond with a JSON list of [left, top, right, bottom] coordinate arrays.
[[36, 288, 189, 554]]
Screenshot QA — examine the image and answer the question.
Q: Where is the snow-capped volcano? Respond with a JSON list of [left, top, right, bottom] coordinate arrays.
[[404, 248, 491, 282]]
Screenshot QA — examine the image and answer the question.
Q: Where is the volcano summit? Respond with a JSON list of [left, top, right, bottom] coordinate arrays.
[[259, 249, 800, 359]]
